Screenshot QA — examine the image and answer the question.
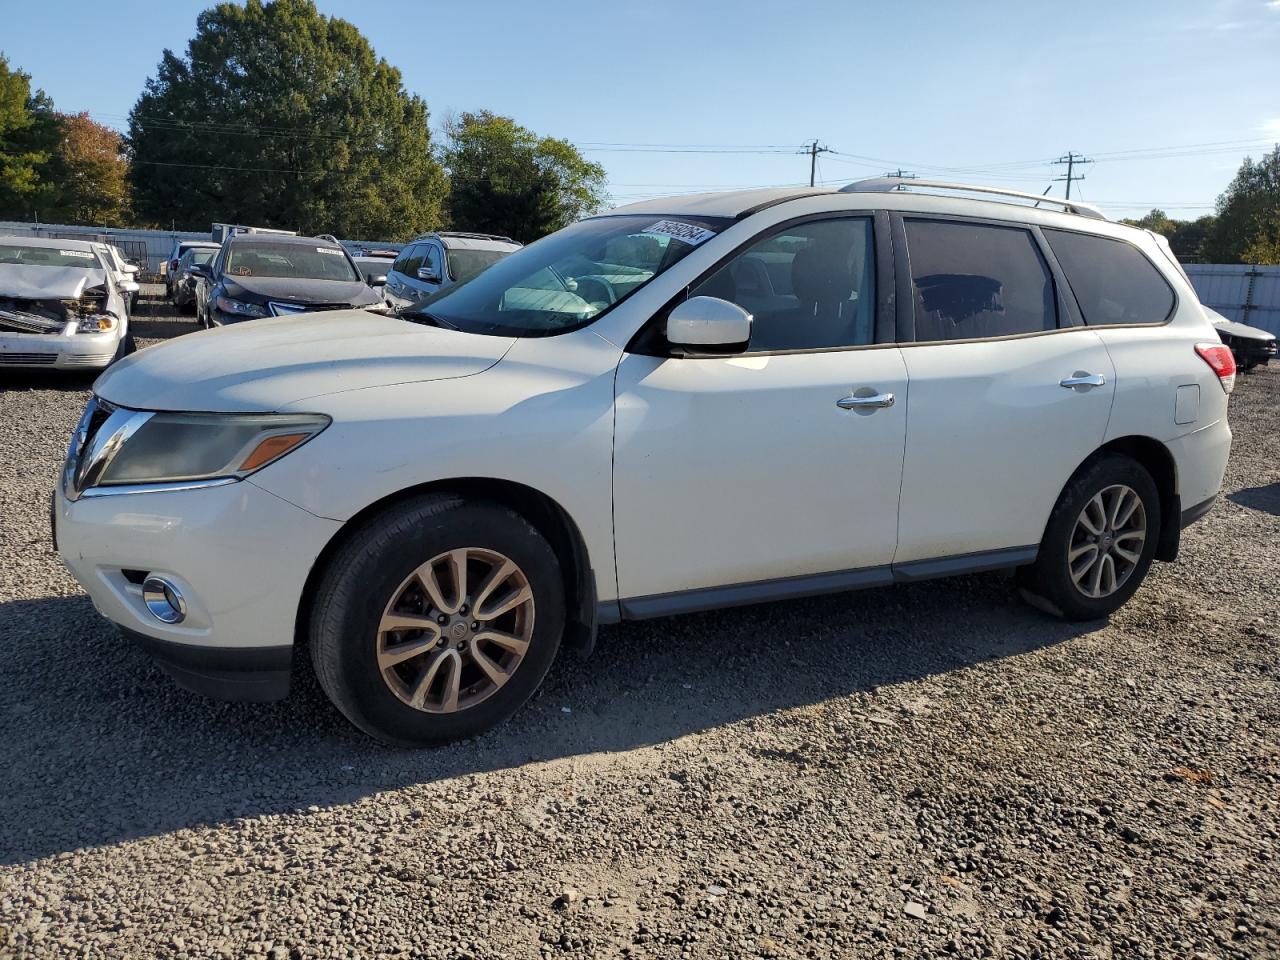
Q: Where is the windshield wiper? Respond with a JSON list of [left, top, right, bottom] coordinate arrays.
[[398, 308, 458, 330]]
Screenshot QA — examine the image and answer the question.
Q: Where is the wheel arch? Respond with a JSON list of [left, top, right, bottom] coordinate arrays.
[[294, 477, 601, 659], [1080, 435, 1181, 562]]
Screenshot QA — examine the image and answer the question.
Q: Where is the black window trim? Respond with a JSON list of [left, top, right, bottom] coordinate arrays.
[[893, 211, 1080, 346], [626, 208, 896, 358], [1040, 224, 1179, 330]]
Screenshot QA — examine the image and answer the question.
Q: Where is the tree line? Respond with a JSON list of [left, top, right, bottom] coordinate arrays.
[[1122, 145, 1280, 265], [0, 0, 606, 242]]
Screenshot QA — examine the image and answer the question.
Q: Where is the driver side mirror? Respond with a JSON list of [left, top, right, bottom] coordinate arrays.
[[416, 266, 441, 284], [666, 296, 752, 356], [369, 274, 387, 286], [188, 264, 212, 280]]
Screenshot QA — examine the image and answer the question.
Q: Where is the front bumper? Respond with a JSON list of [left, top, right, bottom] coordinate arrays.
[[124, 628, 293, 701], [0, 330, 120, 370], [55, 477, 342, 700]]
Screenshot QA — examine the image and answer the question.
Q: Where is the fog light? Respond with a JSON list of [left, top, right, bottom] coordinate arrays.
[[142, 576, 187, 624]]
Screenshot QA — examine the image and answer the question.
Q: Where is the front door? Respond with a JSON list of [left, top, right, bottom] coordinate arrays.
[[612, 215, 907, 611]]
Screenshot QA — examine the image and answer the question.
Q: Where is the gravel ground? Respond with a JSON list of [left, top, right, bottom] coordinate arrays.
[[1, 288, 1277, 959]]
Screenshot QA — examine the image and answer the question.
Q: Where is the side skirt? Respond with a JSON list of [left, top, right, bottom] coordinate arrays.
[[617, 545, 1038, 621]]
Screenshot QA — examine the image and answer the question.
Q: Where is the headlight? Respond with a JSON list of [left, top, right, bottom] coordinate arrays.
[[216, 295, 269, 318], [91, 411, 330, 487], [75, 313, 118, 333]]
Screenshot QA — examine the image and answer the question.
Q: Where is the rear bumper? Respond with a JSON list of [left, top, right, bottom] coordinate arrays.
[[124, 627, 292, 701], [1181, 494, 1217, 529]]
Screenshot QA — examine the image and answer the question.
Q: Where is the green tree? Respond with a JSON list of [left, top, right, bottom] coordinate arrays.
[[443, 111, 607, 242], [0, 56, 60, 220], [1122, 209, 1216, 263], [127, 0, 446, 238], [1203, 145, 1280, 264]]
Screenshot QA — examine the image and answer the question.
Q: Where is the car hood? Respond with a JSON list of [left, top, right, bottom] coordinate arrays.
[[0, 265, 109, 299], [94, 310, 517, 412], [223, 275, 378, 305]]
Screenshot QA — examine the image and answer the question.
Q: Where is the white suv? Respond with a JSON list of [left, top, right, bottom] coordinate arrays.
[[54, 180, 1234, 745]]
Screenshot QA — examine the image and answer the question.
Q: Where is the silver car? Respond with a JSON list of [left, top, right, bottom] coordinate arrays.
[[0, 237, 134, 371], [383, 232, 521, 308]]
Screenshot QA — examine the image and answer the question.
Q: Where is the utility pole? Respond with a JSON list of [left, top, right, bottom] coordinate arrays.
[[883, 169, 918, 189], [1052, 152, 1093, 200], [802, 140, 831, 187]]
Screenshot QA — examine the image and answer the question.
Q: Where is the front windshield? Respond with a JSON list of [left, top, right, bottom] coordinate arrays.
[[0, 245, 104, 269], [225, 242, 359, 282], [403, 214, 729, 337]]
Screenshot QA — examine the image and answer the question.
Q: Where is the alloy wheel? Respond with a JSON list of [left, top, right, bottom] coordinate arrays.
[[1067, 484, 1147, 599], [376, 548, 535, 714]]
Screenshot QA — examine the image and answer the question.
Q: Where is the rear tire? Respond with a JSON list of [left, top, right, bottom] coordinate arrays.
[[1018, 454, 1161, 621], [310, 494, 565, 746]]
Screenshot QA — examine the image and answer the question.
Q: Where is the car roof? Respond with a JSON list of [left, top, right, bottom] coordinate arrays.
[[227, 234, 343, 249], [0, 236, 99, 252], [603, 180, 1123, 234], [180, 240, 220, 248], [607, 187, 827, 219]]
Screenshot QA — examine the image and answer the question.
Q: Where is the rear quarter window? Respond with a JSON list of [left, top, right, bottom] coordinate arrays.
[[1043, 229, 1175, 326]]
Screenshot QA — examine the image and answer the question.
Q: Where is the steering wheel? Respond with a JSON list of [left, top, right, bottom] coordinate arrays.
[[573, 276, 616, 306]]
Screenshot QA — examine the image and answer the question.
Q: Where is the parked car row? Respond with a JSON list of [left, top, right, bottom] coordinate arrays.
[[0, 237, 135, 370], [165, 229, 525, 331]]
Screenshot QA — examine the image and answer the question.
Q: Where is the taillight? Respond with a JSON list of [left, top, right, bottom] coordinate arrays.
[[1195, 342, 1236, 394]]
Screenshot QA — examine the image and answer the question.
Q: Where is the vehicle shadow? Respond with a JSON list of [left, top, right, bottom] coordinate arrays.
[[1229, 482, 1280, 518], [0, 573, 1097, 865]]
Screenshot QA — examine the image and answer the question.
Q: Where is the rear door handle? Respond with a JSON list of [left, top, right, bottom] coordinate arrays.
[[1059, 373, 1106, 389], [837, 392, 895, 409]]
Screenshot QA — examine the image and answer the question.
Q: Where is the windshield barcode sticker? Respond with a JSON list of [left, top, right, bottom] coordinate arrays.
[[316, 247, 343, 255], [642, 220, 716, 246], [59, 250, 95, 259]]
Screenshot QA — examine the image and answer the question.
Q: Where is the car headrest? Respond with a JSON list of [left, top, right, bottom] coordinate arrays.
[[791, 243, 854, 307]]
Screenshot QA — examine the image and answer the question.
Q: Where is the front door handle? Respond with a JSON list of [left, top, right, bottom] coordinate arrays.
[[837, 392, 895, 410], [1059, 373, 1106, 389]]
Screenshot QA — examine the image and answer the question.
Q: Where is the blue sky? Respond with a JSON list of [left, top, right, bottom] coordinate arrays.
[[3, 0, 1278, 220]]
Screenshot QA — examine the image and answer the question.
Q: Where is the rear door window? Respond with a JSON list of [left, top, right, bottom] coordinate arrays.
[[904, 219, 1057, 342], [1043, 229, 1174, 326]]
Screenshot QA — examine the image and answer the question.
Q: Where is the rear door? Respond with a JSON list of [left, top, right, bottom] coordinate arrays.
[[893, 215, 1116, 565]]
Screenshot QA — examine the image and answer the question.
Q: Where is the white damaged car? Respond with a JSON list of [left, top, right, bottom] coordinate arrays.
[[0, 237, 134, 371]]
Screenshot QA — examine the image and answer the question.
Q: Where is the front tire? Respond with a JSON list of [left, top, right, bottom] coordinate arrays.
[[1018, 454, 1161, 621], [310, 495, 565, 746]]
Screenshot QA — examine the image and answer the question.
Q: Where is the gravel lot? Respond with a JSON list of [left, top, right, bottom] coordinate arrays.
[[1, 288, 1277, 959]]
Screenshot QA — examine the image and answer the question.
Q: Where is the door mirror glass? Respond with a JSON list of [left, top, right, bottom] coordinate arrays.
[[416, 266, 441, 284], [666, 296, 752, 355], [188, 263, 211, 280]]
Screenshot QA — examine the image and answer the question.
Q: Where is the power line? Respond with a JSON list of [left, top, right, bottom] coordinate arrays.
[[1052, 152, 1093, 200], [800, 140, 831, 188]]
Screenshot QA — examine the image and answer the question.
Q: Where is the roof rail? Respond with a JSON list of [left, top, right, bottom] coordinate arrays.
[[839, 178, 1106, 220], [412, 231, 520, 245]]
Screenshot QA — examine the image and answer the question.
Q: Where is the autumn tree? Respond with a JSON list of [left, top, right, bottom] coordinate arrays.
[[43, 113, 131, 225], [128, 0, 446, 238], [443, 111, 607, 242]]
